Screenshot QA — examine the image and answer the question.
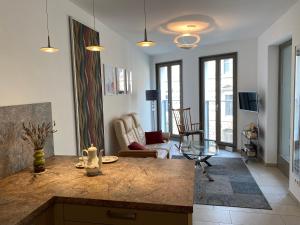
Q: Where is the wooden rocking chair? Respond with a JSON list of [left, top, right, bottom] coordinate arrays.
[[172, 107, 204, 147]]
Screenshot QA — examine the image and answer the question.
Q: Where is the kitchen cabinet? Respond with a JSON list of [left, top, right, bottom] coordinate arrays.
[[61, 203, 191, 225], [30, 206, 54, 225]]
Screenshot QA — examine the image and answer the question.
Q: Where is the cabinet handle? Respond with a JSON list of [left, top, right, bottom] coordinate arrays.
[[106, 210, 136, 220]]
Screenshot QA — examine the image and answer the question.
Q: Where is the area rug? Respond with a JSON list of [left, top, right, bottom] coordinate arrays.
[[172, 156, 272, 209]]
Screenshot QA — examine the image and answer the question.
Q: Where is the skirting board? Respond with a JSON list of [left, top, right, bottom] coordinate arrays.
[[288, 190, 300, 206], [264, 162, 278, 167]]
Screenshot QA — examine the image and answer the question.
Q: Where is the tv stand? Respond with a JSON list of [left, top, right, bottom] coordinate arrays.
[[241, 129, 258, 163], [239, 93, 260, 163]]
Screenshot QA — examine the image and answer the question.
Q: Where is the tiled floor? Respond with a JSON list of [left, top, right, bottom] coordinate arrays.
[[192, 150, 300, 225]]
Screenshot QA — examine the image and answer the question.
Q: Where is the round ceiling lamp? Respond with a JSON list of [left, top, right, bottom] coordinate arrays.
[[86, 0, 105, 52], [166, 21, 210, 33], [174, 33, 201, 49], [136, 0, 156, 47], [40, 0, 59, 53]]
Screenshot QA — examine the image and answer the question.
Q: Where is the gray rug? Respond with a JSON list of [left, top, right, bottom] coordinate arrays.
[[172, 156, 272, 209]]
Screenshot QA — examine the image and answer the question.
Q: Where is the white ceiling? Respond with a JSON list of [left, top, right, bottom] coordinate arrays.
[[71, 0, 298, 55]]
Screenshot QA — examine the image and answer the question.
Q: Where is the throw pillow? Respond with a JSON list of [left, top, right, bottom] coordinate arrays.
[[128, 141, 147, 150], [145, 131, 164, 144]]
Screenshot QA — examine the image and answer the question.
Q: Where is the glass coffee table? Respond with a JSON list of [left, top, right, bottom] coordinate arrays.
[[176, 140, 219, 182]]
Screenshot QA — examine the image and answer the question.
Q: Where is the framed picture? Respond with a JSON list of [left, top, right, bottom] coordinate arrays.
[[126, 70, 133, 94], [116, 67, 127, 95], [103, 64, 116, 95], [69, 17, 105, 155]]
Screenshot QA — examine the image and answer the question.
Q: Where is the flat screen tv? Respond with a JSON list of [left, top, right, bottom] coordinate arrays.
[[239, 92, 258, 112]]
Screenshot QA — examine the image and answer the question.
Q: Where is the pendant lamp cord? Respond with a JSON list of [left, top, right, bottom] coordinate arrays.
[[45, 0, 49, 37], [144, 0, 147, 30], [45, 0, 51, 46], [93, 0, 96, 29]]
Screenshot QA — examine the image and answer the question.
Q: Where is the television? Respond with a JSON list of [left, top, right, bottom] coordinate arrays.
[[239, 92, 258, 112]]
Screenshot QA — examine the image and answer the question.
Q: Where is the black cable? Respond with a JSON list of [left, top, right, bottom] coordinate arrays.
[[93, 0, 95, 29], [46, 0, 49, 37]]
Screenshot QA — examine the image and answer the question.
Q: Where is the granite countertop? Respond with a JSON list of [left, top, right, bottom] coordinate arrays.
[[0, 156, 195, 225]]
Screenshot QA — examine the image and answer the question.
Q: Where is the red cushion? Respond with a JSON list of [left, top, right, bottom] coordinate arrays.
[[145, 131, 164, 144], [128, 142, 146, 150]]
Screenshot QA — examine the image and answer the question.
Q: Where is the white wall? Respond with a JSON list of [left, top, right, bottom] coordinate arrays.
[[0, 0, 151, 156], [150, 39, 258, 149], [257, 0, 300, 201]]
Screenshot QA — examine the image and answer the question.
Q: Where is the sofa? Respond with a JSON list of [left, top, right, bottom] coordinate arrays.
[[113, 113, 171, 159]]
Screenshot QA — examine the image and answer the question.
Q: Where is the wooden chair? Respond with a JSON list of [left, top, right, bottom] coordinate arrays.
[[172, 107, 204, 147]]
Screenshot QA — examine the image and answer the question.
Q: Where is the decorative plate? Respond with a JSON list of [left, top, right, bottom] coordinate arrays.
[[102, 156, 118, 164]]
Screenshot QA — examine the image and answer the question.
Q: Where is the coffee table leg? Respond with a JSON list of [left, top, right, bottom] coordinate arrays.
[[205, 172, 214, 182], [196, 160, 214, 182], [201, 156, 213, 167]]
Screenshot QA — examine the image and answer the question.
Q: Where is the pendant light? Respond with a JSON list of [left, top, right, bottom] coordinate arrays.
[[86, 0, 105, 52], [136, 0, 156, 47], [40, 0, 59, 53]]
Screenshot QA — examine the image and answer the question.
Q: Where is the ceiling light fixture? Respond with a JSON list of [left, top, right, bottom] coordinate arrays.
[[174, 33, 201, 50], [86, 0, 105, 52], [166, 21, 210, 33], [136, 0, 156, 47], [40, 0, 59, 53]]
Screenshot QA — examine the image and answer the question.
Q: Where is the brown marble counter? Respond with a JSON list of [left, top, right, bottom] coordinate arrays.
[[0, 156, 195, 225]]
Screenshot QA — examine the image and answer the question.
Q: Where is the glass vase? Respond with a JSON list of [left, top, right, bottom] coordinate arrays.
[[33, 149, 46, 173]]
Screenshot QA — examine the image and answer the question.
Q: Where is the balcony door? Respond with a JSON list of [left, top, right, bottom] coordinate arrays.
[[199, 53, 237, 149], [156, 60, 183, 137], [278, 40, 292, 177]]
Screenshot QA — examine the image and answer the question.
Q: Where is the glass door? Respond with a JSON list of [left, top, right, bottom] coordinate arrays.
[[200, 53, 237, 149], [278, 40, 292, 177], [293, 45, 300, 177], [220, 58, 234, 144], [203, 60, 217, 141], [156, 61, 182, 137]]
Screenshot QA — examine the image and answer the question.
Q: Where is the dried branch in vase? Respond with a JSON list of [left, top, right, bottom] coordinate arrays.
[[22, 121, 57, 150]]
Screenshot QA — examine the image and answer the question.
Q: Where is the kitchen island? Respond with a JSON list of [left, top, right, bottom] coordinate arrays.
[[0, 156, 195, 225]]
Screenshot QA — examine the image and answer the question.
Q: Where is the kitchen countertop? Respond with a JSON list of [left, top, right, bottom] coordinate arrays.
[[0, 156, 195, 225]]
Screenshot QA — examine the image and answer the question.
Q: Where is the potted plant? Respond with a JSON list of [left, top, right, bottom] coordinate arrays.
[[22, 122, 57, 174]]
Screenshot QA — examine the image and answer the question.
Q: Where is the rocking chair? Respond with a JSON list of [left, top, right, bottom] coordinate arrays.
[[172, 107, 204, 147]]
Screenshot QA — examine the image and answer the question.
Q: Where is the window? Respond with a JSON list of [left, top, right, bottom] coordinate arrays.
[[225, 95, 233, 116], [200, 52, 237, 147], [223, 59, 231, 75]]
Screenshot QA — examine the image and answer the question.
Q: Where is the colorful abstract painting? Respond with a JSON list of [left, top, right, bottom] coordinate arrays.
[[69, 17, 105, 155]]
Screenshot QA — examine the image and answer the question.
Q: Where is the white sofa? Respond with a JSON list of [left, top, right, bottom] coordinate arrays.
[[113, 113, 171, 159]]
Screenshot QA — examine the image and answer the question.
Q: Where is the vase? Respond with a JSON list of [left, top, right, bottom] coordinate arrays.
[[33, 149, 46, 173]]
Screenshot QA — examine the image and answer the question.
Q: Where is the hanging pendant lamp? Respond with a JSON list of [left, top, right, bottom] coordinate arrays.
[[40, 0, 59, 53], [86, 0, 105, 52], [136, 0, 156, 47]]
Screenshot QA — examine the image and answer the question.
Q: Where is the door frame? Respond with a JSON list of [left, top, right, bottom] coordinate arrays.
[[277, 39, 292, 177], [199, 52, 238, 149], [156, 60, 183, 137]]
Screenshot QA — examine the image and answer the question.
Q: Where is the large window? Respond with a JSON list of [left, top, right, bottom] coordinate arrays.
[[225, 95, 233, 116], [156, 61, 183, 137], [200, 53, 237, 148], [223, 59, 232, 75]]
